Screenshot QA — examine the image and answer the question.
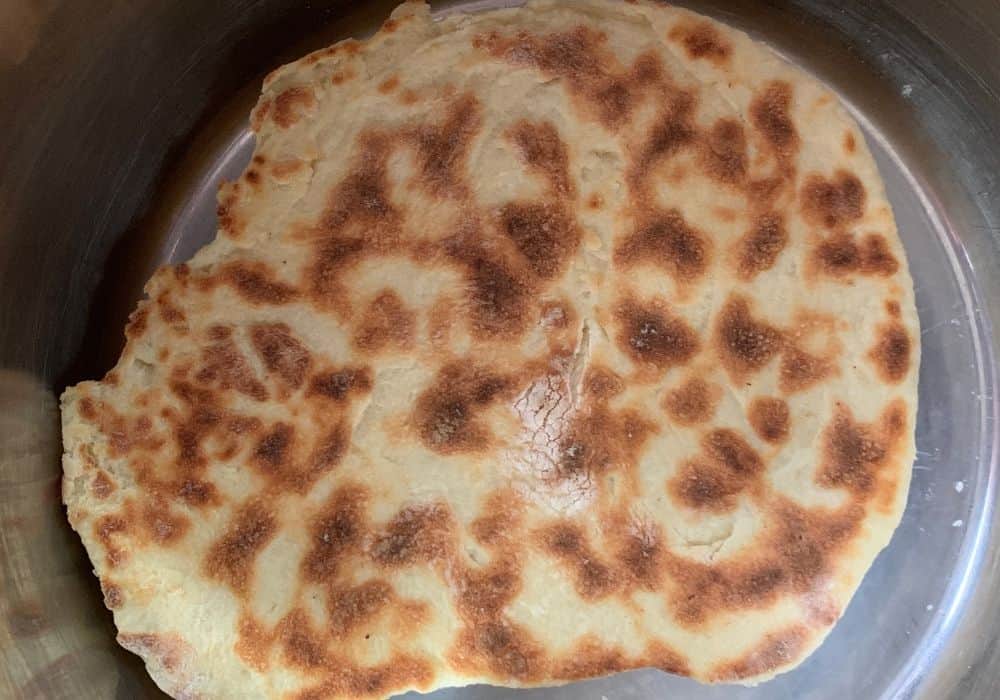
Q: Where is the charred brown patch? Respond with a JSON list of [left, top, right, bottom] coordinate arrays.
[[196, 329, 268, 401], [663, 377, 720, 426], [273, 86, 317, 128], [353, 289, 416, 354], [818, 401, 907, 498], [279, 609, 330, 670], [669, 21, 731, 64], [813, 231, 895, 278], [236, 616, 273, 672], [378, 76, 400, 93], [413, 363, 513, 454], [308, 367, 373, 402], [125, 307, 149, 340], [779, 347, 834, 394], [499, 202, 581, 280], [615, 209, 710, 284], [667, 498, 862, 626], [710, 626, 810, 682], [372, 503, 455, 567], [91, 470, 116, 499], [702, 119, 747, 184], [844, 131, 857, 154], [204, 502, 276, 594], [585, 366, 624, 400], [508, 120, 574, 197], [407, 94, 482, 198], [615, 520, 664, 590], [553, 637, 628, 681], [457, 558, 522, 621], [737, 213, 787, 280], [714, 295, 783, 380], [537, 521, 619, 600], [477, 27, 663, 131], [886, 300, 901, 318], [118, 633, 192, 676], [140, 503, 189, 545], [251, 423, 293, 477], [750, 81, 799, 158], [615, 297, 700, 371], [101, 581, 123, 610], [631, 93, 697, 184], [156, 292, 186, 325], [453, 619, 545, 682], [749, 397, 790, 444], [470, 490, 525, 548], [556, 406, 655, 488], [801, 170, 866, 229], [213, 261, 298, 305], [250, 323, 312, 391], [671, 429, 764, 512], [328, 580, 394, 637], [302, 483, 370, 583]]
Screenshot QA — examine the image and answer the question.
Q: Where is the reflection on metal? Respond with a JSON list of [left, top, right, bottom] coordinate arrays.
[[0, 1, 996, 698]]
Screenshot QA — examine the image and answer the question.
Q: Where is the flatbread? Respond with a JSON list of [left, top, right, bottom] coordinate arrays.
[[61, 1, 920, 697]]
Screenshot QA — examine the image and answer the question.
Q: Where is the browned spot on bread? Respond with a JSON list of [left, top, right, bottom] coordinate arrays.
[[306, 133, 401, 311], [663, 377, 721, 425], [212, 261, 298, 305], [236, 616, 274, 672], [217, 185, 245, 238], [140, 502, 189, 545], [302, 483, 370, 583], [818, 400, 907, 497], [613, 518, 664, 591], [118, 633, 192, 675], [457, 557, 522, 621], [508, 120, 574, 197], [252, 423, 293, 476], [615, 209, 710, 284], [297, 656, 435, 699], [95, 514, 128, 567], [585, 365, 624, 400], [77, 399, 163, 458], [413, 362, 513, 454], [452, 619, 545, 682], [669, 20, 731, 63], [125, 306, 149, 340], [353, 289, 416, 354], [844, 131, 858, 153], [779, 346, 834, 394], [101, 581, 123, 609], [556, 404, 655, 492], [250, 99, 271, 132], [91, 470, 115, 499], [382, 18, 399, 33], [553, 637, 628, 680], [408, 93, 482, 198], [615, 297, 700, 372], [668, 498, 862, 626], [737, 213, 787, 280], [204, 502, 276, 594], [245, 169, 261, 187], [272, 159, 304, 179], [587, 193, 604, 210], [470, 490, 525, 547], [372, 503, 455, 567], [812, 232, 900, 279], [801, 170, 866, 229], [308, 366, 373, 402], [886, 300, 901, 317], [714, 295, 783, 380], [702, 119, 747, 184], [538, 521, 619, 599], [251, 323, 312, 391], [750, 81, 799, 158], [196, 329, 268, 401], [631, 93, 697, 185], [478, 27, 663, 131], [378, 76, 400, 93], [749, 397, 790, 444], [280, 609, 330, 670], [274, 86, 317, 128], [499, 202, 581, 279], [156, 292, 186, 325], [329, 580, 394, 637], [671, 429, 764, 512], [645, 642, 692, 676], [711, 625, 810, 681]]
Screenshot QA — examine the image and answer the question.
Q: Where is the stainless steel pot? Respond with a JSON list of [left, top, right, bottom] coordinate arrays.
[[1, 1, 997, 698]]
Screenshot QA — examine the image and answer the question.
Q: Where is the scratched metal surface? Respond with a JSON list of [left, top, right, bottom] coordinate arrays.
[[0, 1, 996, 699]]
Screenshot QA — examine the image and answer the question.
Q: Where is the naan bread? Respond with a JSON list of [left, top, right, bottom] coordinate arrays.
[[61, 1, 920, 697]]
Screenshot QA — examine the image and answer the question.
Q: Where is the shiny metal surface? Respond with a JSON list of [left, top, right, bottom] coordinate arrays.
[[0, 1, 997, 698]]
